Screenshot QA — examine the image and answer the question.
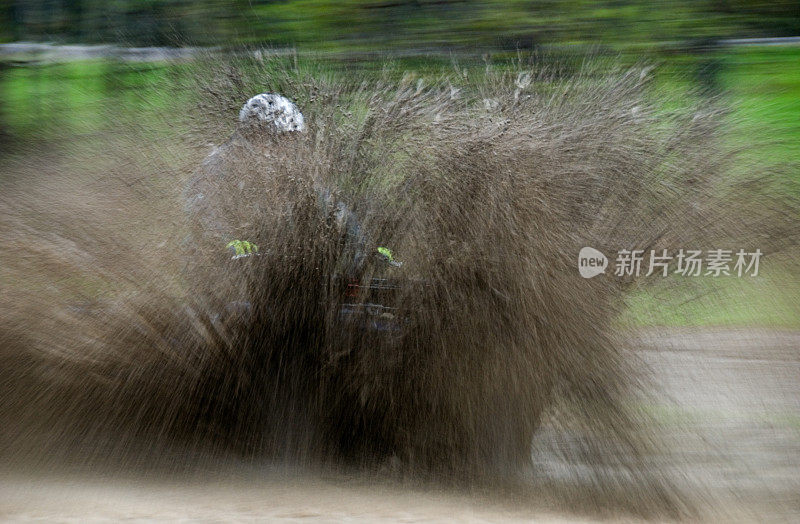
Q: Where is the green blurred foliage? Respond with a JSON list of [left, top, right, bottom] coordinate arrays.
[[0, 0, 798, 48]]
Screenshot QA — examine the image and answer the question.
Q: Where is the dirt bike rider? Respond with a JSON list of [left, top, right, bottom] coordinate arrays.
[[183, 93, 399, 319]]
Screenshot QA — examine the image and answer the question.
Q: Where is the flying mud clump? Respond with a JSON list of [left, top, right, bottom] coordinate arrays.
[[1, 54, 796, 498]]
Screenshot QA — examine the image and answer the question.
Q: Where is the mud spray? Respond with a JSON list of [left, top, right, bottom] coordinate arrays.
[[1, 54, 797, 517]]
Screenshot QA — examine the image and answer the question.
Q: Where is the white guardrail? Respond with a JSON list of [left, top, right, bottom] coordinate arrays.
[[1, 37, 798, 63]]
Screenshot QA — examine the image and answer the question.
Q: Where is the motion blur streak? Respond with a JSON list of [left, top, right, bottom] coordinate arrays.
[[0, 53, 798, 520]]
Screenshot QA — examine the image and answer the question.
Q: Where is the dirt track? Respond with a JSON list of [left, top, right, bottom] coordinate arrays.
[[2, 329, 798, 522], [636, 328, 800, 520]]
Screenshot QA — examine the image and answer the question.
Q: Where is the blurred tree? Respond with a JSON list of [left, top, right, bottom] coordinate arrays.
[[0, 0, 797, 48]]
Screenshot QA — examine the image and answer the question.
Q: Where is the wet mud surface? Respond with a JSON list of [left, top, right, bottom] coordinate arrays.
[[2, 328, 797, 522]]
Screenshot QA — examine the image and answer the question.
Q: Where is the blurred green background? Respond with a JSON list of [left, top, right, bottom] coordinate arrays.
[[0, 1, 798, 327], [1, 0, 798, 48], [1, 1, 798, 145]]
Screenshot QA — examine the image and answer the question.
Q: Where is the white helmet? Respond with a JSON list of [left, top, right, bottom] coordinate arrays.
[[238, 93, 305, 133]]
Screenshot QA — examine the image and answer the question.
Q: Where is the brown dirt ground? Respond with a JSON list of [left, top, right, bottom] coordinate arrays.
[[1, 328, 797, 522]]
